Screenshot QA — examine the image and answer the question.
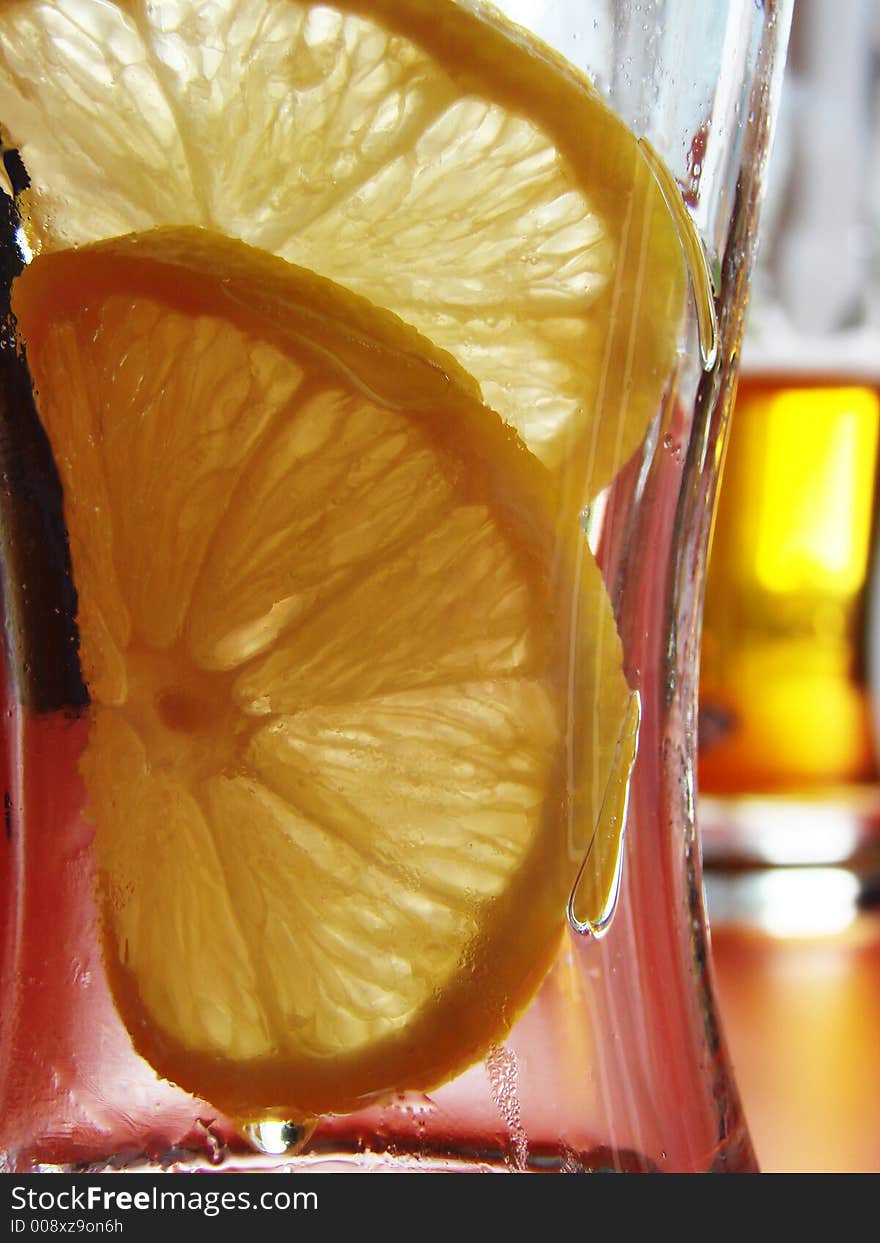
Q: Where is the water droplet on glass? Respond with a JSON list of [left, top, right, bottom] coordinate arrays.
[[568, 692, 640, 937], [243, 1117, 317, 1157]]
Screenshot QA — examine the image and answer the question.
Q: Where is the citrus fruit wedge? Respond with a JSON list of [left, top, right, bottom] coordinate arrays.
[[0, 0, 685, 497], [12, 227, 634, 1120]]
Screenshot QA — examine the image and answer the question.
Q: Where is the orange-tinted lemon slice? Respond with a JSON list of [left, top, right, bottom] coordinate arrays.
[[13, 227, 633, 1118]]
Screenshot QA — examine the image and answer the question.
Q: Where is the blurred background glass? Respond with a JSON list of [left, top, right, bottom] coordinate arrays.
[[699, 0, 880, 1173]]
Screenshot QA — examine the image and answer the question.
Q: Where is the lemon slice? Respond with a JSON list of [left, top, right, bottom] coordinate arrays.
[[0, 0, 684, 496], [12, 227, 633, 1119]]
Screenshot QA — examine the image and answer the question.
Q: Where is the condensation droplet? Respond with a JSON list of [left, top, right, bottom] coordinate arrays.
[[568, 692, 640, 938], [242, 1117, 318, 1157]]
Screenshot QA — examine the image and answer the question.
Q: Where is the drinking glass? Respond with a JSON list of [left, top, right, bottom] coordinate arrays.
[[0, 0, 790, 1174]]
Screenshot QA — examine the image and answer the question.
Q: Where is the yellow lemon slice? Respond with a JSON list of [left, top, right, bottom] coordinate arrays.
[[12, 227, 633, 1120], [0, 0, 685, 496]]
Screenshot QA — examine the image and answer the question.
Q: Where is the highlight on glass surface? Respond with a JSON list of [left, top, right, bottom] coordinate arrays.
[[0, 0, 790, 1173]]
